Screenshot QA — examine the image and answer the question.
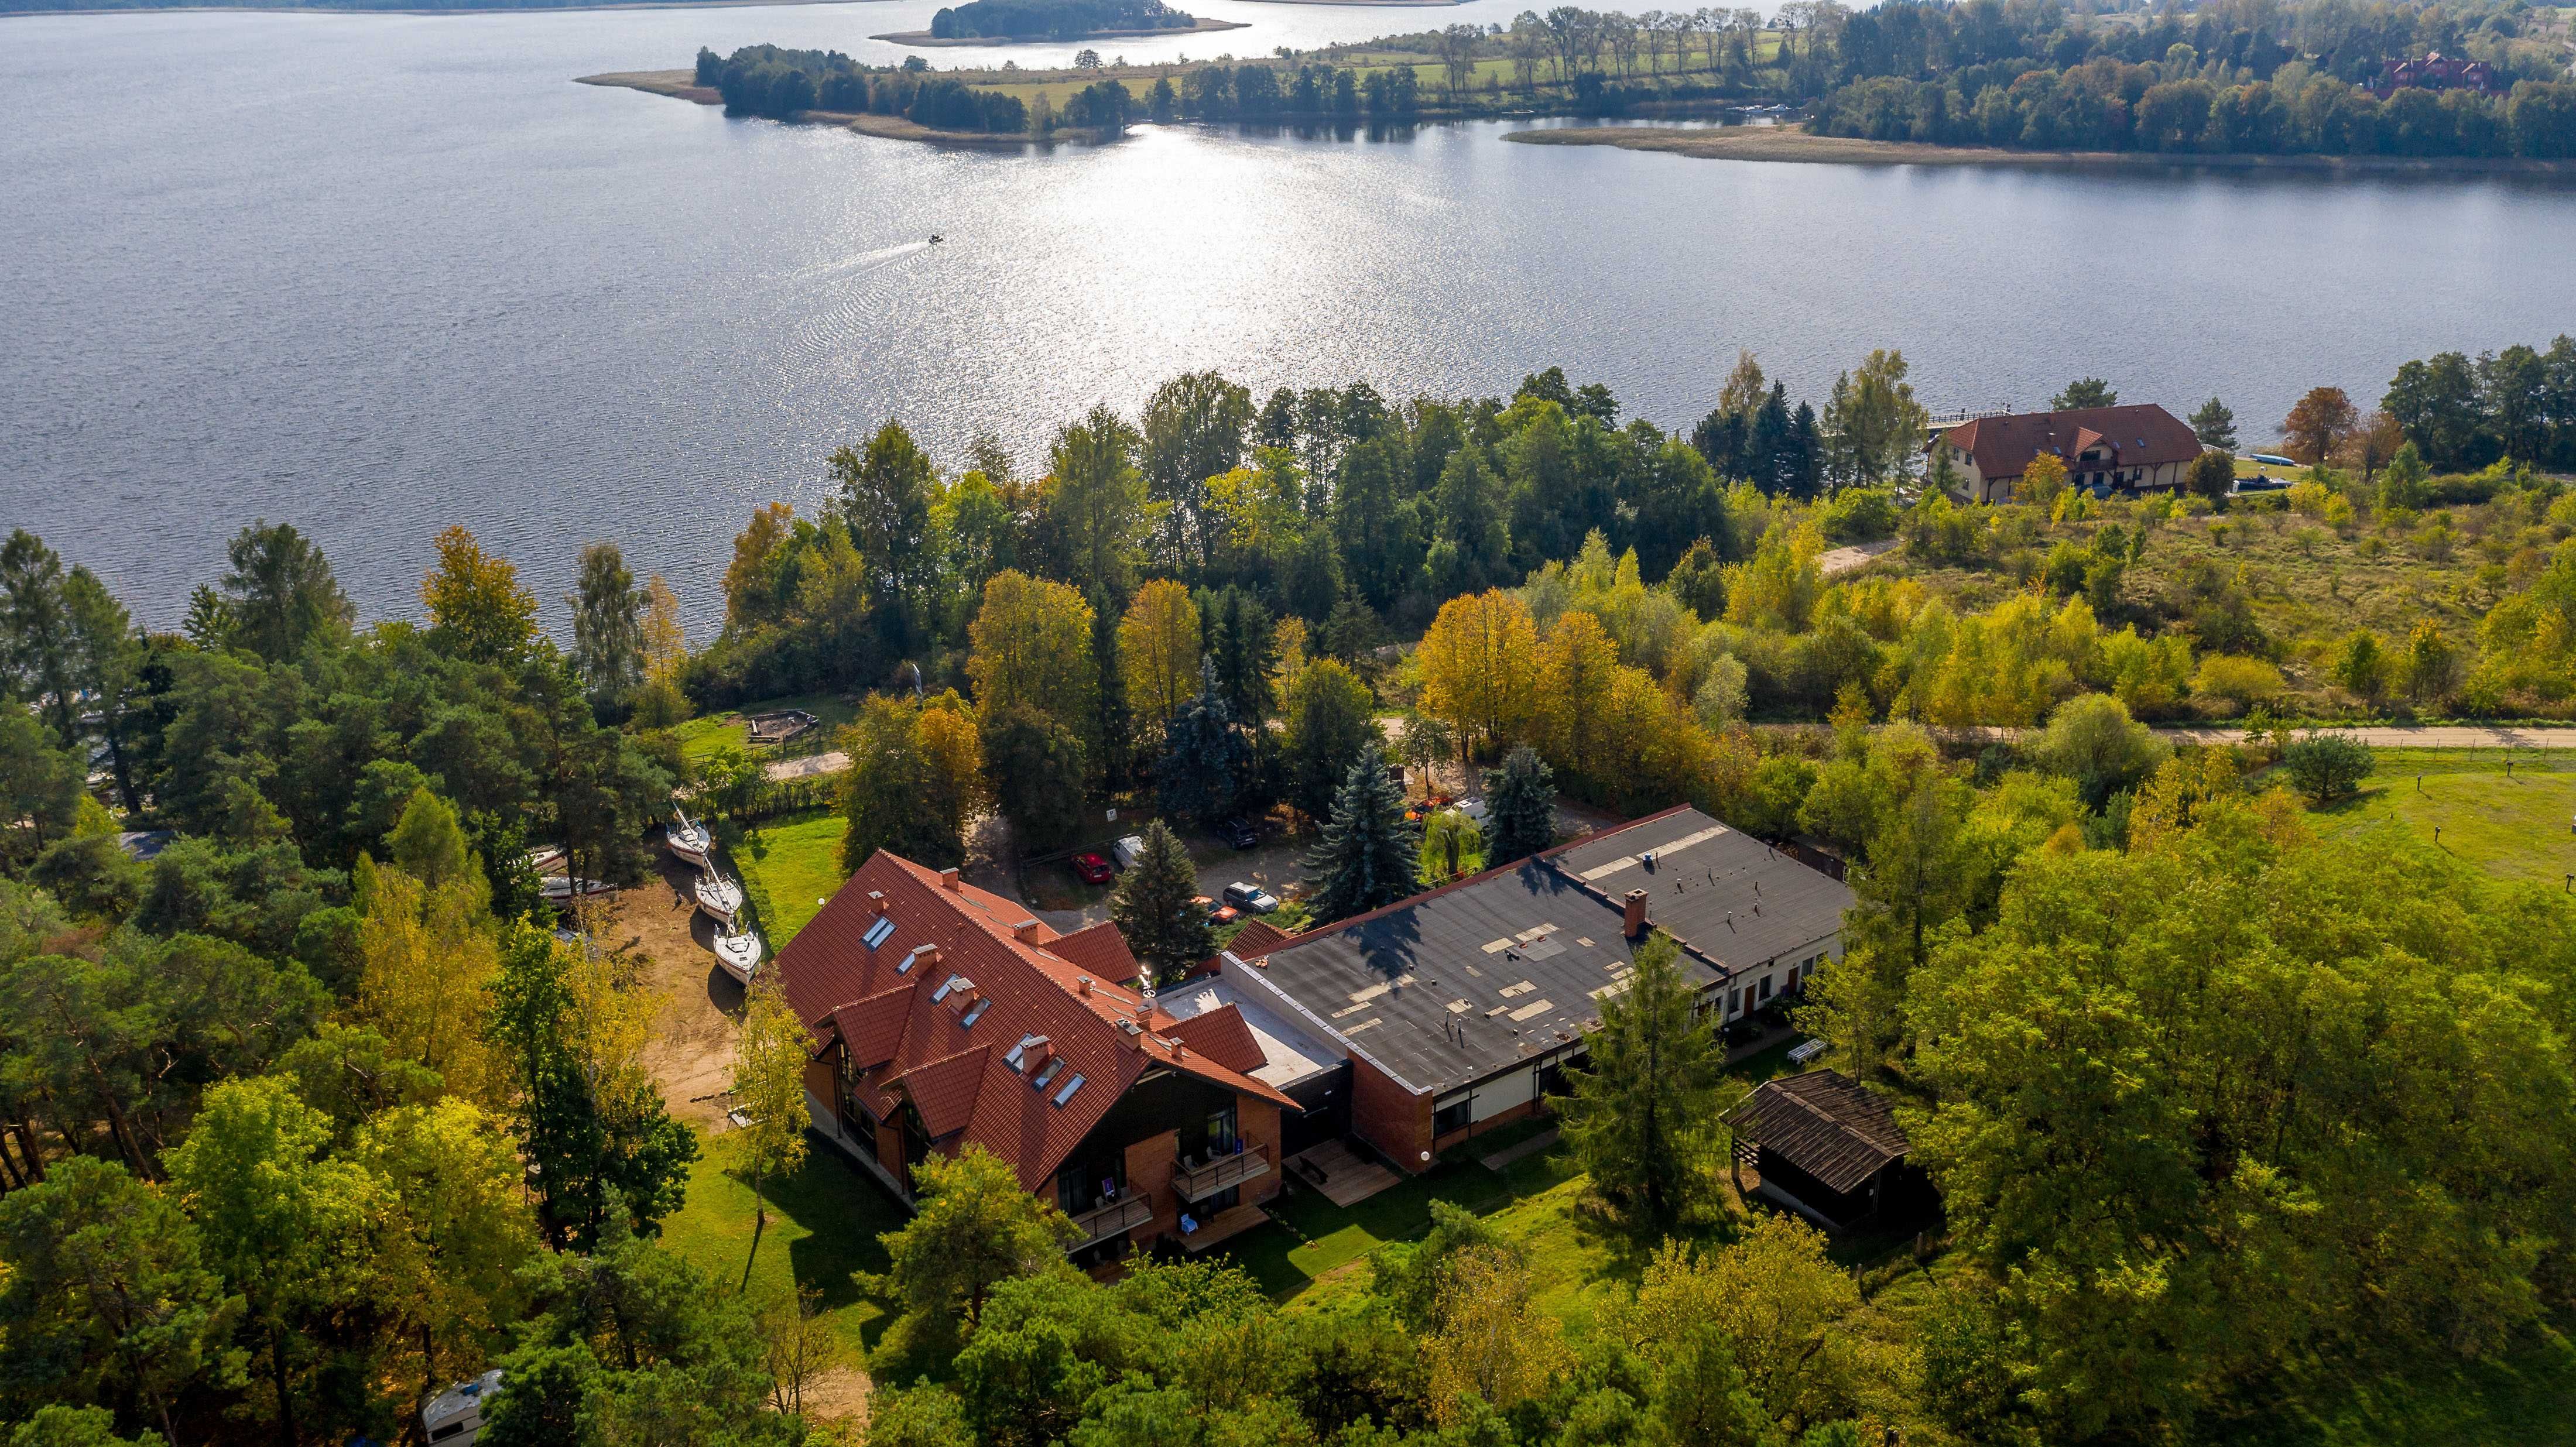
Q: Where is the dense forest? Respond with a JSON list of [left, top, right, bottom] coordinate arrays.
[[699, 46, 1032, 132], [928, 0, 1198, 41]]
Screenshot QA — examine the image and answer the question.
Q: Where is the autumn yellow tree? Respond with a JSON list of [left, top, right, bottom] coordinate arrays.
[[1724, 523, 1825, 633], [354, 1096, 540, 1401], [733, 971, 811, 1285], [2016, 452, 2070, 510], [917, 691, 986, 850], [1417, 589, 1539, 762], [354, 858, 503, 1106], [1534, 608, 1619, 786], [640, 574, 685, 684], [420, 526, 536, 666], [1118, 578, 1201, 740], [723, 501, 796, 629], [1423, 1243, 1571, 1424], [967, 570, 1096, 736]]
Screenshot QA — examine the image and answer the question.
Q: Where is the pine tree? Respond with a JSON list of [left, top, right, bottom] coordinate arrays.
[[1304, 745, 1418, 923], [2188, 396, 2238, 451], [1156, 660, 1251, 827], [1553, 931, 1724, 1238], [1482, 745, 1557, 867], [1108, 821, 1212, 985]]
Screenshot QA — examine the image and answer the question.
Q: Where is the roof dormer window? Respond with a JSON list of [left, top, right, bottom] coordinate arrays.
[[960, 998, 991, 1028], [1032, 1058, 1064, 1091]]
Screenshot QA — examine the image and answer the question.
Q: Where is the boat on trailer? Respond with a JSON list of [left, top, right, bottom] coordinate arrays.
[[711, 922, 763, 984], [423, 1369, 502, 1443], [694, 869, 744, 927], [666, 811, 713, 867]]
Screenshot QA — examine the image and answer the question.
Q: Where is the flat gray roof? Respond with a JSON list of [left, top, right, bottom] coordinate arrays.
[[1243, 807, 1852, 1098], [1157, 974, 1338, 1091]]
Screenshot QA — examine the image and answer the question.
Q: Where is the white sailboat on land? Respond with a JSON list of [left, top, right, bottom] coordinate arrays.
[[666, 810, 713, 868], [694, 868, 744, 927], [711, 921, 763, 985]]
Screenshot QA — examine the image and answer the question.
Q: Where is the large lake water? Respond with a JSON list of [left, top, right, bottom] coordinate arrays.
[[7, 0, 2575, 632]]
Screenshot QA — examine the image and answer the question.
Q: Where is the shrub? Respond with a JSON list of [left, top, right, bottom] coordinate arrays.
[[2193, 654, 2286, 714], [2280, 732, 2373, 803]]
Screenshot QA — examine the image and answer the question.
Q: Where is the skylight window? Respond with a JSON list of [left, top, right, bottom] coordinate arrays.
[[898, 944, 933, 975], [863, 917, 896, 950], [960, 999, 991, 1028], [1005, 1034, 1044, 1071], [931, 974, 970, 1003], [1051, 1074, 1085, 1107], [1032, 1058, 1064, 1091]]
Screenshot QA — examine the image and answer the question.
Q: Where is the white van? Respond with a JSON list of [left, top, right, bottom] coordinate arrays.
[[424, 1369, 503, 1444], [1112, 834, 1147, 871]]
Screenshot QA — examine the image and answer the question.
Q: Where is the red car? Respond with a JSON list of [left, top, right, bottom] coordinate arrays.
[[1072, 852, 1114, 885]]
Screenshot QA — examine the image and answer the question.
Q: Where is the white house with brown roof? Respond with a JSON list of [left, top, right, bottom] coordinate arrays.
[[1928, 403, 2204, 503], [775, 852, 1298, 1263]]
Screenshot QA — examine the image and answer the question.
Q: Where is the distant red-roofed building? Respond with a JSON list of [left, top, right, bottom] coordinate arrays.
[[1927, 403, 2204, 503], [777, 851, 1299, 1264], [2372, 53, 2503, 100]]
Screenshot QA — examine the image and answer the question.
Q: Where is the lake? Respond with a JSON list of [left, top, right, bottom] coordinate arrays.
[[6, 0, 2574, 633]]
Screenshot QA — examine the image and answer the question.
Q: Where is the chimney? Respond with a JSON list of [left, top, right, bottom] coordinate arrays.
[[1623, 888, 1648, 939], [1012, 918, 1040, 941], [938, 867, 961, 891], [868, 890, 888, 915], [1076, 976, 1092, 996]]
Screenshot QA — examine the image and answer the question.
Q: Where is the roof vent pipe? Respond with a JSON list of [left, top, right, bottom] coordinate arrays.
[[1623, 889, 1649, 939]]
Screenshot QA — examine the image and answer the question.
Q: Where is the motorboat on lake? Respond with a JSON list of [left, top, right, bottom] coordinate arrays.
[[666, 811, 713, 868], [694, 868, 744, 927], [710, 922, 763, 985]]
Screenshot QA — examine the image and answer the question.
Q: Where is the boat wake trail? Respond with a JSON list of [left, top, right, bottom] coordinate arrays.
[[792, 241, 931, 282]]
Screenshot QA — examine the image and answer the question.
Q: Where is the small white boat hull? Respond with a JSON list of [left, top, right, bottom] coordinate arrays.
[[694, 872, 744, 925], [540, 875, 615, 901], [711, 927, 763, 985], [666, 829, 712, 869]]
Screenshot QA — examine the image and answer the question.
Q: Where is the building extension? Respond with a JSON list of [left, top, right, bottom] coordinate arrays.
[[1169, 805, 1855, 1172], [1927, 403, 2204, 503]]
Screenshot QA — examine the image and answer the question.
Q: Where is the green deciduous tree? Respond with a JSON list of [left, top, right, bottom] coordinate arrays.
[[731, 971, 811, 1284], [979, 701, 1090, 851], [867, 1145, 1081, 1356], [0, 1155, 241, 1444], [1554, 931, 1724, 1238], [567, 541, 645, 716], [1282, 659, 1378, 826]]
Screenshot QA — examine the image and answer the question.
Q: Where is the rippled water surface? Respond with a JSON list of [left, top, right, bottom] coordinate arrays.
[[6, 0, 2575, 629]]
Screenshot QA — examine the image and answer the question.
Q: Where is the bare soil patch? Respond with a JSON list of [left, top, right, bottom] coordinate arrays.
[[603, 851, 750, 1130]]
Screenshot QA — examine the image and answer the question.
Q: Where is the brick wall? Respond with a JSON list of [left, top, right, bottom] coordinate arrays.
[[1434, 1096, 1546, 1157], [1349, 1052, 1434, 1172], [1122, 1128, 1181, 1244], [1238, 1096, 1284, 1207]]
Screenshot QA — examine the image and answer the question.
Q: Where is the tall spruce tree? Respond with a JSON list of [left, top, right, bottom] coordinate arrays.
[[1108, 821, 1212, 985], [1157, 660, 1251, 827], [1553, 931, 1724, 1238], [1304, 745, 1418, 923], [1089, 588, 1129, 795], [1483, 745, 1557, 867]]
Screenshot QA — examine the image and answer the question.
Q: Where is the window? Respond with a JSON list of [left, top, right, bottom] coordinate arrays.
[[1433, 1098, 1471, 1137], [863, 917, 896, 950], [1728, 987, 1743, 1015], [1032, 1058, 1064, 1091], [1757, 976, 1774, 1002], [1006, 1034, 1044, 1071], [1052, 1073, 1085, 1107], [960, 998, 990, 1028], [931, 974, 970, 1003]]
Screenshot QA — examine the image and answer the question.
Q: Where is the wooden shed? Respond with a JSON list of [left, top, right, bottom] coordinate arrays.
[[1724, 1069, 1933, 1232]]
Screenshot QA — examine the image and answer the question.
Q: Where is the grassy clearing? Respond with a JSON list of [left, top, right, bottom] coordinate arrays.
[[674, 692, 857, 765], [2310, 764, 2576, 886], [734, 809, 850, 945], [657, 1127, 904, 1360]]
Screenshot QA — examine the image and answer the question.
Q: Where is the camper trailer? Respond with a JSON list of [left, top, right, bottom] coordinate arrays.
[[423, 1369, 503, 1444]]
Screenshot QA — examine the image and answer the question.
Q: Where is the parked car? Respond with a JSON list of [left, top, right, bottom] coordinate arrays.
[[1218, 816, 1259, 849], [1202, 896, 1241, 925], [1454, 797, 1490, 825], [1223, 881, 1280, 914], [1112, 834, 1147, 870], [1072, 852, 1114, 885]]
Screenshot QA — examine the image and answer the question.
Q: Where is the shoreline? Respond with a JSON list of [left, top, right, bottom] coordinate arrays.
[[870, 15, 1245, 44], [578, 69, 1071, 148], [4, 0, 884, 15], [1503, 124, 2576, 179]]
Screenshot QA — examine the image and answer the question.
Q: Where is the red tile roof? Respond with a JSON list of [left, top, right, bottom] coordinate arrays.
[[1046, 920, 1143, 986], [1224, 920, 1297, 958], [776, 852, 1296, 1192], [1934, 404, 2201, 482], [1163, 1007, 1266, 1077]]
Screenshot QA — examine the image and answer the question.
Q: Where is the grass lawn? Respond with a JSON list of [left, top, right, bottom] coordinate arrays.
[[674, 692, 857, 766], [2308, 750, 2576, 886], [733, 809, 850, 945], [657, 1128, 904, 1360]]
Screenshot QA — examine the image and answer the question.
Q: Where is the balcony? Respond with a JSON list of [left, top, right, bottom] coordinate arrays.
[[1066, 1191, 1153, 1250], [1173, 1144, 1271, 1203]]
